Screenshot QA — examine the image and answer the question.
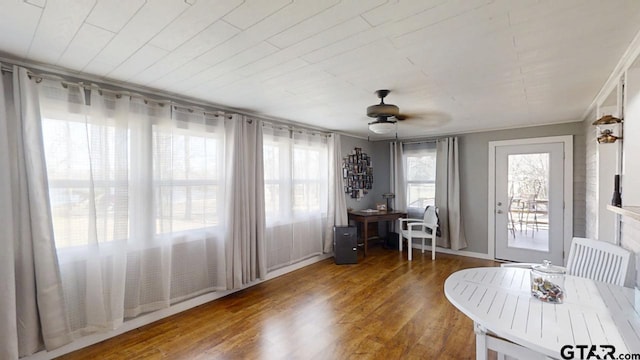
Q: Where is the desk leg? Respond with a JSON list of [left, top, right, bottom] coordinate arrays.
[[474, 322, 488, 360], [363, 219, 368, 257]]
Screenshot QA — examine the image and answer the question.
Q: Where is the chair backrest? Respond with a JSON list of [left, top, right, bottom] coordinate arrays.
[[423, 206, 438, 228], [566, 237, 635, 287]]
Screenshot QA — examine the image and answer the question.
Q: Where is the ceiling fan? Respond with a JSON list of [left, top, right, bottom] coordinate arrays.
[[366, 89, 408, 134]]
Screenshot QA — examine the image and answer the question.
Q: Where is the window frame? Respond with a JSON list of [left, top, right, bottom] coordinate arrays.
[[404, 148, 437, 211]]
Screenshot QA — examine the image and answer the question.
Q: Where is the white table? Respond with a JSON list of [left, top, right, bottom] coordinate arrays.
[[444, 267, 640, 359]]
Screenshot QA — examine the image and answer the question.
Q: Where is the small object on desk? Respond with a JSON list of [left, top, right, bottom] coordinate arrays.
[[360, 208, 379, 213], [376, 203, 387, 211], [530, 260, 565, 303], [382, 193, 395, 211]]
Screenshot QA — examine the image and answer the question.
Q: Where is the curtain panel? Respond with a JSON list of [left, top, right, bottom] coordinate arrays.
[[323, 133, 348, 253], [435, 137, 467, 250], [0, 66, 72, 358], [224, 116, 266, 289], [262, 125, 329, 271], [37, 82, 234, 334], [390, 141, 407, 212], [0, 65, 330, 357]]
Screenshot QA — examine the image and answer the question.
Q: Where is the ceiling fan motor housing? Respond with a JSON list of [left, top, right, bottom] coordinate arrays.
[[366, 89, 399, 118], [367, 103, 399, 118]]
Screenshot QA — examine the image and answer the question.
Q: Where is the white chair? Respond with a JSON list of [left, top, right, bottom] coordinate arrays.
[[565, 237, 635, 287], [490, 237, 635, 360], [501, 237, 635, 287], [398, 206, 438, 261]]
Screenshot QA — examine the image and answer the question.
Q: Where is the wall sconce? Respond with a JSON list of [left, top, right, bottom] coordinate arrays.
[[592, 115, 623, 143]]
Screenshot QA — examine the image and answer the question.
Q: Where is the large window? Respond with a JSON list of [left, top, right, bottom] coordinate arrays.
[[42, 113, 130, 248], [39, 84, 229, 334], [41, 96, 225, 249], [263, 128, 328, 221], [262, 126, 328, 270], [404, 143, 437, 213], [153, 124, 223, 236]]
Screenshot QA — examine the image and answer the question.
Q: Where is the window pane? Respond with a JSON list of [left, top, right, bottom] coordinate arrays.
[[293, 147, 320, 179], [507, 153, 550, 251], [406, 154, 436, 181], [293, 183, 320, 212], [404, 147, 437, 211], [43, 117, 130, 248], [263, 144, 280, 180], [153, 128, 221, 234], [264, 183, 280, 216], [407, 183, 435, 209], [155, 185, 218, 233]]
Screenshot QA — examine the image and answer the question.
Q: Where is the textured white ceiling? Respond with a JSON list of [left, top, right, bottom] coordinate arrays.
[[1, 0, 640, 138]]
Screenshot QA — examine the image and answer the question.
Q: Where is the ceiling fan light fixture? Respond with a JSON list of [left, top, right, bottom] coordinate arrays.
[[369, 121, 396, 134]]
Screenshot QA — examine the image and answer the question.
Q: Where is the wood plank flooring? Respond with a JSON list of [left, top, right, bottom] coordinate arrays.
[[56, 247, 497, 359]]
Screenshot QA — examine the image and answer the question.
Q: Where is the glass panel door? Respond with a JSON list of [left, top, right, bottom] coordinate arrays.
[[495, 142, 564, 264], [507, 153, 550, 252]]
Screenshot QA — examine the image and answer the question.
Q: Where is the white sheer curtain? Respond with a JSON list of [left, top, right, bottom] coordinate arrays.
[[224, 116, 266, 289], [435, 137, 467, 250], [323, 133, 348, 253], [263, 125, 328, 270], [390, 141, 407, 212], [38, 81, 228, 337], [0, 66, 72, 358]]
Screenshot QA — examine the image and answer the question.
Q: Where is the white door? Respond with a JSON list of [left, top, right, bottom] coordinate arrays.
[[493, 141, 565, 264]]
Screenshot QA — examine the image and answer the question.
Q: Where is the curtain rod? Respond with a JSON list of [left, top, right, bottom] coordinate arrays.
[[401, 139, 439, 145], [261, 120, 330, 136], [2, 63, 234, 117], [1, 61, 332, 134]]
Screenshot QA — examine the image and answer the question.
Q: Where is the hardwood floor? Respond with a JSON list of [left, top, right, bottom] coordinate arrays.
[[56, 246, 497, 359]]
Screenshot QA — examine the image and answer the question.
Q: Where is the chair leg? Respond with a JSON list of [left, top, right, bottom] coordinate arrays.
[[432, 237, 435, 260], [408, 231, 412, 261], [421, 238, 425, 253]]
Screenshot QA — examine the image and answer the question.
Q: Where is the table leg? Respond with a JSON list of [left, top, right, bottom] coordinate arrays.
[[474, 322, 488, 360]]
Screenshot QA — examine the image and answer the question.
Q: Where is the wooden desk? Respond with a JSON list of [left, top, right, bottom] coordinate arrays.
[[348, 210, 406, 256], [444, 267, 640, 359]]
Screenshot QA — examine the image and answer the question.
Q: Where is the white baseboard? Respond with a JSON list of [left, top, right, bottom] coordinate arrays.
[[411, 243, 494, 260], [24, 253, 333, 360]]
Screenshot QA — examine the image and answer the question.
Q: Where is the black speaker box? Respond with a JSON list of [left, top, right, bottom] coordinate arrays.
[[333, 225, 357, 264]]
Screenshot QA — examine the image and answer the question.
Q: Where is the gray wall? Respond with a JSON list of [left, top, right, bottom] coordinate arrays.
[[340, 135, 390, 210], [341, 122, 586, 255], [458, 122, 586, 254]]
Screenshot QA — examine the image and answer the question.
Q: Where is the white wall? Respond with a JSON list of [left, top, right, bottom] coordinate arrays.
[[597, 105, 618, 243], [623, 67, 640, 206], [621, 66, 640, 286], [583, 44, 640, 288], [584, 111, 599, 239]]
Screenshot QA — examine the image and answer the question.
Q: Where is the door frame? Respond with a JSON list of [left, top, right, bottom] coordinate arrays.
[[487, 135, 573, 264]]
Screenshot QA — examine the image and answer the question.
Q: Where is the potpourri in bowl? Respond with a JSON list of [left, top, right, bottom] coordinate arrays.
[[530, 260, 565, 304]]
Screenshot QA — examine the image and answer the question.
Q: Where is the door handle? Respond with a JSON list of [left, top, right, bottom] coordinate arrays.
[[496, 210, 503, 214]]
